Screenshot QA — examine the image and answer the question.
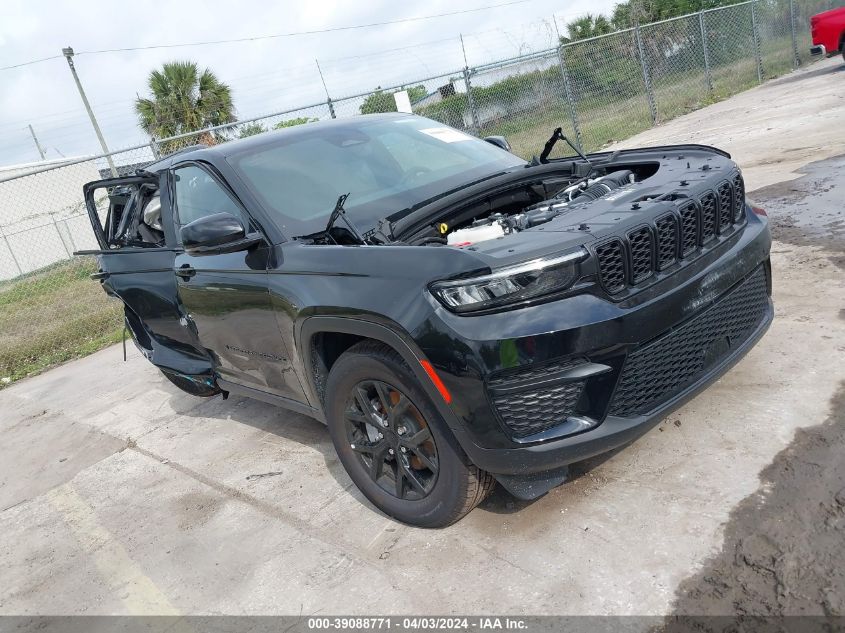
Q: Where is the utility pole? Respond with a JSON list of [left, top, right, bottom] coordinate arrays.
[[315, 59, 336, 119], [62, 46, 117, 176], [27, 124, 47, 160]]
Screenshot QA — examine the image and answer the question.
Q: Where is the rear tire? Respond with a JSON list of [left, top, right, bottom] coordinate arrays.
[[160, 370, 219, 397], [324, 341, 494, 528]]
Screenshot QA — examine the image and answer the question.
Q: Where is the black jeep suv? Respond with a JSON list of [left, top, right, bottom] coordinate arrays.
[[82, 114, 772, 527]]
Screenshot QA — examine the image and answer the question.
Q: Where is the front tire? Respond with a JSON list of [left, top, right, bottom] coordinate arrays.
[[324, 341, 494, 528]]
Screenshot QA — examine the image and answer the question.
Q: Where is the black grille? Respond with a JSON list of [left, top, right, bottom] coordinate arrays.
[[733, 173, 746, 222], [628, 226, 654, 282], [492, 382, 583, 438], [596, 239, 626, 293], [679, 203, 698, 257], [608, 266, 769, 417], [717, 181, 733, 232], [700, 193, 717, 243], [488, 358, 583, 387], [655, 214, 677, 270], [592, 173, 744, 295]]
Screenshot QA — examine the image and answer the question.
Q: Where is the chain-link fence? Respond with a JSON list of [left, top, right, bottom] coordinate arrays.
[[0, 0, 839, 385]]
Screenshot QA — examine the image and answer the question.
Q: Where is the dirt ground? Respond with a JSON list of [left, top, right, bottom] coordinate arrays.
[[612, 56, 845, 622], [1, 57, 844, 621], [659, 157, 845, 620]]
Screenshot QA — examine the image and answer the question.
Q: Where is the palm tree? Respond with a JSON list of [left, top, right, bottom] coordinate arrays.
[[135, 61, 235, 146], [565, 14, 615, 41]]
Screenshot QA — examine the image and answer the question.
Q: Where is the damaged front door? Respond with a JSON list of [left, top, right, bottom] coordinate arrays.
[[169, 162, 305, 402]]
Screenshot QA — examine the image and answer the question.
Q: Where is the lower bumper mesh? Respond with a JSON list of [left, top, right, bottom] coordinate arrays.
[[491, 381, 583, 439], [609, 265, 770, 417]]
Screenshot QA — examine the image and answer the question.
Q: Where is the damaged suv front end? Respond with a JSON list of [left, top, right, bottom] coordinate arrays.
[[360, 137, 773, 500], [83, 114, 772, 525]]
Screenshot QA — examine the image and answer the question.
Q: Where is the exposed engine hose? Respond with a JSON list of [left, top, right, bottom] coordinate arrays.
[[571, 170, 634, 202], [416, 236, 447, 246]]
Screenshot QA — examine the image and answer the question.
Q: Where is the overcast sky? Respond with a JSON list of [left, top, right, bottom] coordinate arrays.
[[0, 0, 617, 167]]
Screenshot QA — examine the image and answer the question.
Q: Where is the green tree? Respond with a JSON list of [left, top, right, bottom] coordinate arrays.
[[237, 117, 316, 139], [274, 117, 318, 129], [238, 122, 267, 138], [359, 85, 427, 114], [608, 0, 737, 29], [407, 85, 427, 103], [610, 3, 633, 29], [135, 61, 235, 144], [360, 89, 397, 114], [565, 14, 614, 41]]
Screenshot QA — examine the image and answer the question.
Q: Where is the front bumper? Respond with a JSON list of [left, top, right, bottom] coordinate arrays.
[[423, 212, 772, 490], [464, 299, 770, 480]]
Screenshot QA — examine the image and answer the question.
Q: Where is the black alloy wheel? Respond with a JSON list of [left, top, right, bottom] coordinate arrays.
[[344, 380, 438, 501], [324, 340, 496, 527]]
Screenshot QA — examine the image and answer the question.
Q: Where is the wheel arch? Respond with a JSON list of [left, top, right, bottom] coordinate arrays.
[[298, 316, 462, 434]]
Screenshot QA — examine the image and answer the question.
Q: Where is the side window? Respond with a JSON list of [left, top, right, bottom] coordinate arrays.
[[173, 165, 248, 228]]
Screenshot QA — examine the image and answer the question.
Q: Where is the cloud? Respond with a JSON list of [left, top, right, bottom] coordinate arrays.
[[0, 0, 614, 166]]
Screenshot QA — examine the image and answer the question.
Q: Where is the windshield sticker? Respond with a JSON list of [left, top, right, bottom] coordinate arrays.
[[420, 127, 474, 143]]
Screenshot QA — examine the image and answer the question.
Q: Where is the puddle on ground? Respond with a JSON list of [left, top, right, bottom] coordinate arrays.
[[751, 154, 845, 241]]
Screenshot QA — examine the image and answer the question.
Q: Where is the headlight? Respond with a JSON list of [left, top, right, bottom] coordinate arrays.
[[430, 248, 587, 313]]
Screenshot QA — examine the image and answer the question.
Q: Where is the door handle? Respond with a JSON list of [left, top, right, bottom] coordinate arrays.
[[175, 265, 196, 280]]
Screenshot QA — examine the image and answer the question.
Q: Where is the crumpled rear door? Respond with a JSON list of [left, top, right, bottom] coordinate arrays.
[[83, 175, 159, 250], [80, 174, 214, 380]]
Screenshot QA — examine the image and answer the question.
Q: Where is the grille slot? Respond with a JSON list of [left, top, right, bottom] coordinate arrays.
[[679, 202, 698, 257], [596, 239, 626, 293], [655, 214, 678, 270], [492, 382, 583, 438], [628, 226, 654, 283], [700, 193, 717, 243], [717, 181, 733, 232], [593, 175, 746, 296], [733, 173, 746, 222], [488, 359, 582, 388], [608, 266, 769, 417]]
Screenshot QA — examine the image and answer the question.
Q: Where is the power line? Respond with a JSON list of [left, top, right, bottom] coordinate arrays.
[[73, 0, 532, 55], [0, 54, 63, 72], [0, 0, 530, 72]]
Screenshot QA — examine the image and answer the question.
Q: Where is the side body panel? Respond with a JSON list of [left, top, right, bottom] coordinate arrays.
[[174, 246, 306, 401], [168, 160, 307, 401]]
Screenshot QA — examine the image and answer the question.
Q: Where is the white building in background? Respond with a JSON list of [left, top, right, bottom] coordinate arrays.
[[0, 157, 101, 281]]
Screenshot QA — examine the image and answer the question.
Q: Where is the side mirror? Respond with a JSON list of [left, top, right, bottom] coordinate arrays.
[[180, 212, 261, 255], [484, 135, 512, 153]]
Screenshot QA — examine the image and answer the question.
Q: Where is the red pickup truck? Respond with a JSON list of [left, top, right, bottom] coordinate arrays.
[[810, 6, 845, 59]]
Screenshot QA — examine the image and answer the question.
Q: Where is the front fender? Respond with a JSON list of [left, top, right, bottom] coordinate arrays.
[[297, 315, 462, 432]]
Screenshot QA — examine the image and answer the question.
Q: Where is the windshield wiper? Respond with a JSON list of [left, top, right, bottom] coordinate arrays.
[[323, 193, 365, 245]]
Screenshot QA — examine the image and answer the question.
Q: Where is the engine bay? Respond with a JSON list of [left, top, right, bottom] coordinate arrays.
[[402, 162, 656, 248]]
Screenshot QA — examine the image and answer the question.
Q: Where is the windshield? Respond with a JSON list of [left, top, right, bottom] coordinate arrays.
[[227, 115, 526, 237]]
